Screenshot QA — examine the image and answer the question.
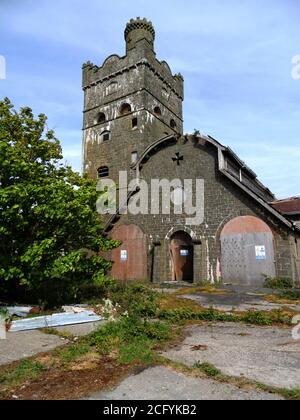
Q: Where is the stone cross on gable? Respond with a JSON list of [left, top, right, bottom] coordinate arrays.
[[172, 152, 184, 166]]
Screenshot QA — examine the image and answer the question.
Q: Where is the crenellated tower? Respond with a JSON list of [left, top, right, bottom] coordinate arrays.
[[82, 18, 184, 183]]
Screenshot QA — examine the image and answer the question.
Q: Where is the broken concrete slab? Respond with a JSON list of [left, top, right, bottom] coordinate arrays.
[[162, 322, 300, 390], [86, 366, 282, 400], [53, 320, 106, 337], [0, 330, 67, 365]]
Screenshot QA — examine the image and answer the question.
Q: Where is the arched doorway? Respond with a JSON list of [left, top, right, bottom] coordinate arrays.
[[170, 231, 194, 282], [111, 224, 147, 282], [220, 216, 276, 286]]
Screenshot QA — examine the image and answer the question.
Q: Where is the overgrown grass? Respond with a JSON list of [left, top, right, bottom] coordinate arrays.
[[0, 360, 45, 387], [277, 290, 300, 301], [87, 315, 172, 365], [158, 306, 294, 326], [60, 343, 91, 364], [264, 276, 293, 290]]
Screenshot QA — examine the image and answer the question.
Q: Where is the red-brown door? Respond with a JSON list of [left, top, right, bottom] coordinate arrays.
[[170, 231, 194, 282], [111, 224, 147, 282]]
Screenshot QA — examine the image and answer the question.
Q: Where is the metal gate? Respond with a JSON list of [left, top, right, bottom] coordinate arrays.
[[220, 216, 276, 286]]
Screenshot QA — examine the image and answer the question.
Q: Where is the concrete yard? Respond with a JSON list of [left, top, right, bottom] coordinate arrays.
[[87, 366, 282, 400], [177, 285, 300, 313], [0, 330, 67, 365], [0, 321, 105, 366], [162, 322, 300, 389]]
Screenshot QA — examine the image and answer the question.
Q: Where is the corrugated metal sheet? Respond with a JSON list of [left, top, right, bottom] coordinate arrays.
[[10, 311, 102, 332], [221, 216, 276, 286]]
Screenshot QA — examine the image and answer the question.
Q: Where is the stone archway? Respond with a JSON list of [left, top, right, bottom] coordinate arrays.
[[220, 216, 276, 286], [111, 224, 147, 282], [170, 231, 194, 283]]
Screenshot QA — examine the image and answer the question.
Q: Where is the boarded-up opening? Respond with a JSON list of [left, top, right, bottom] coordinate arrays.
[[170, 231, 194, 282], [111, 224, 147, 282], [220, 216, 276, 286]]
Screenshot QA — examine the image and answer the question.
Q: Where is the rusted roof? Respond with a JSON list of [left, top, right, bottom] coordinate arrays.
[[271, 197, 300, 215]]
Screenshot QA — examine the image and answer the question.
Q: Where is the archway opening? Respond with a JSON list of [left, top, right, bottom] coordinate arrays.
[[170, 231, 194, 283], [119, 103, 132, 116]]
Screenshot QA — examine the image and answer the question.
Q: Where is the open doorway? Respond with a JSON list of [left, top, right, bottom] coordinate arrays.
[[170, 231, 194, 282]]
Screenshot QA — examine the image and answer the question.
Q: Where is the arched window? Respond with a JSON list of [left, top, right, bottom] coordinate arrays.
[[101, 131, 111, 142], [154, 106, 162, 116], [98, 166, 109, 178], [94, 112, 106, 125], [170, 119, 177, 130], [119, 103, 132, 116]]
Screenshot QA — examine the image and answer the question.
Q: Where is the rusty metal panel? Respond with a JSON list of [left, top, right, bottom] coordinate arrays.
[[221, 216, 276, 286], [111, 224, 147, 282]]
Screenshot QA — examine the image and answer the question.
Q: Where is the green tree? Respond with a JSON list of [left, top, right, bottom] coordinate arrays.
[[0, 98, 118, 306]]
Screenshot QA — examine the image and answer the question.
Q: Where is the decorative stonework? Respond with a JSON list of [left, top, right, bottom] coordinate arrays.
[[124, 17, 156, 41]]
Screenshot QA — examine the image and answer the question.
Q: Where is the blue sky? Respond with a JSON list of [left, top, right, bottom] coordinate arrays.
[[0, 0, 299, 198]]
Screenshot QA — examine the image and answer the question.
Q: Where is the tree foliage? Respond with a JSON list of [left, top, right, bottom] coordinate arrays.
[[0, 98, 118, 305]]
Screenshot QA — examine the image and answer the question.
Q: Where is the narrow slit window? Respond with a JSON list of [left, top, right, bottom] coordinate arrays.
[[131, 151, 138, 164], [154, 106, 162, 116], [132, 117, 138, 128], [170, 119, 177, 130], [102, 131, 110, 142]]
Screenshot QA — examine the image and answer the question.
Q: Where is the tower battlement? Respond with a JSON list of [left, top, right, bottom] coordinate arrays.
[[82, 18, 184, 181]]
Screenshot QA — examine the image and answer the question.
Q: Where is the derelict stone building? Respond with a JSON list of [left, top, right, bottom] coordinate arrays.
[[82, 18, 300, 286]]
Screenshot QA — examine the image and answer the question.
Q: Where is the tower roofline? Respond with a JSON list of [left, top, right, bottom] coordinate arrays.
[[124, 17, 155, 41]]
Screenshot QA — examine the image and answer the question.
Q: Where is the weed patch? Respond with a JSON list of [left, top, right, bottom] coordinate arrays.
[[0, 360, 45, 387], [264, 276, 293, 290], [60, 343, 91, 364], [193, 362, 221, 377]]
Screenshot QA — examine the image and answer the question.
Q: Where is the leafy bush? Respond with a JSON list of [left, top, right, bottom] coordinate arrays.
[[0, 98, 119, 306], [264, 276, 293, 290]]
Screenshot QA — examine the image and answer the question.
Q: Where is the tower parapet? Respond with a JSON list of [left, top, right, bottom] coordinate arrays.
[[125, 17, 155, 53]]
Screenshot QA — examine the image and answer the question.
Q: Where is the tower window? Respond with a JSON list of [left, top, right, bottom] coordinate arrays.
[[101, 131, 111, 142], [132, 117, 138, 128], [131, 151, 138, 164], [170, 119, 177, 130], [154, 106, 162, 116], [98, 166, 109, 178], [120, 103, 132, 116], [94, 112, 106, 125]]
